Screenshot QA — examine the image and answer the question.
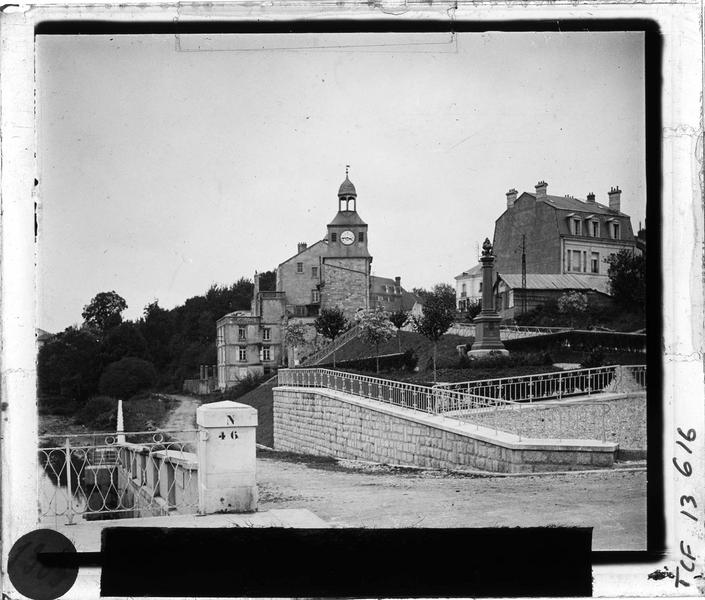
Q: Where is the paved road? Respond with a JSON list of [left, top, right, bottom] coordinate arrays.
[[257, 452, 647, 551]]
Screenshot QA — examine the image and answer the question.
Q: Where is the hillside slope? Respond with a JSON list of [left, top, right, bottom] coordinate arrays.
[[234, 377, 276, 447]]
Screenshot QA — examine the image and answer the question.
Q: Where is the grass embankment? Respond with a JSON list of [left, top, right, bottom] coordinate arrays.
[[38, 393, 180, 436], [231, 378, 277, 447], [328, 331, 561, 385], [324, 330, 645, 385]]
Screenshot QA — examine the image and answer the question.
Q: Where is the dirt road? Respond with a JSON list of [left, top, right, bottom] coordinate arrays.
[[256, 451, 646, 552], [162, 394, 200, 431]]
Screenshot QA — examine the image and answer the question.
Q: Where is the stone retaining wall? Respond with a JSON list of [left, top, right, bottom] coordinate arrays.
[[273, 387, 617, 473], [453, 393, 646, 451]]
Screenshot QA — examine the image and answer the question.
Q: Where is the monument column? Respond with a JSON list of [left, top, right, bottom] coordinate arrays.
[[469, 238, 509, 357]]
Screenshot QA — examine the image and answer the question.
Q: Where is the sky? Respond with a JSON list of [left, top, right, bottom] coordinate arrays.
[[37, 31, 646, 333]]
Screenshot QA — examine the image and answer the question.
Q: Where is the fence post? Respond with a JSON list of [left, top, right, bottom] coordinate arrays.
[[65, 437, 74, 526]]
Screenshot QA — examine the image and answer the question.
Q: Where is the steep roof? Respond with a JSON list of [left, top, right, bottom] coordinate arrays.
[[370, 275, 421, 310], [328, 210, 367, 227], [497, 273, 610, 295], [454, 263, 482, 280], [278, 239, 327, 267], [539, 194, 626, 217]]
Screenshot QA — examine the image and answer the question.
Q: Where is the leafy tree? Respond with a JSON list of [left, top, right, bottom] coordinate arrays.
[[430, 283, 456, 311], [259, 270, 277, 292], [388, 309, 409, 354], [284, 321, 307, 366], [98, 357, 157, 400], [411, 291, 456, 382], [37, 326, 103, 402], [466, 299, 482, 321], [314, 307, 349, 368], [355, 308, 396, 373], [102, 321, 149, 364], [82, 291, 127, 334], [557, 292, 588, 328], [606, 249, 646, 311]]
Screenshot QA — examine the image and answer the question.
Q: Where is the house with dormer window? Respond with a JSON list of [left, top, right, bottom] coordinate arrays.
[[491, 180, 639, 320]]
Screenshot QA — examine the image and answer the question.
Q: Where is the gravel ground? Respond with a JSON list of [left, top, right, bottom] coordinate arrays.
[[256, 449, 647, 552]]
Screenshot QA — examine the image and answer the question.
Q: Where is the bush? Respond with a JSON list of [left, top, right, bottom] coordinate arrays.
[[75, 395, 118, 430], [458, 350, 553, 370], [581, 349, 606, 368], [38, 395, 80, 416], [99, 357, 157, 400]]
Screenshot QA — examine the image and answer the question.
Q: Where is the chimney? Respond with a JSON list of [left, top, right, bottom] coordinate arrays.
[[586, 192, 596, 203], [394, 276, 401, 287], [297, 242, 307, 254], [535, 180, 548, 199], [506, 188, 518, 208], [608, 186, 621, 212], [251, 270, 260, 316]]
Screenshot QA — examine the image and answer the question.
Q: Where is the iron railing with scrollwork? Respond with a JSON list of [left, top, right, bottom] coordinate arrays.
[[38, 429, 198, 525]]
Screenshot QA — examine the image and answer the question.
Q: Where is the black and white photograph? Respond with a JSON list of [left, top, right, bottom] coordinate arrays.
[[0, 4, 703, 599]]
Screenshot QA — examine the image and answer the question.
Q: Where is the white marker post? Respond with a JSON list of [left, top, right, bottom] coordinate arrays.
[[196, 400, 258, 514]]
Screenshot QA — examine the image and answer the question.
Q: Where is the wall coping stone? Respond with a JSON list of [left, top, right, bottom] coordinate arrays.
[[274, 386, 618, 452]]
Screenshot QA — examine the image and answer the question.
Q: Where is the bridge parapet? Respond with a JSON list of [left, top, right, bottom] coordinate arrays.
[[39, 430, 201, 525]]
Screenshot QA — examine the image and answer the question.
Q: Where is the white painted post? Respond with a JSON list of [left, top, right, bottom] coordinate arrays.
[[196, 401, 258, 514], [117, 399, 126, 444]]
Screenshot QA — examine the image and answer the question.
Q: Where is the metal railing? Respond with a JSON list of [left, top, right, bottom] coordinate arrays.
[[278, 368, 494, 415], [441, 323, 571, 340], [300, 325, 360, 366], [38, 429, 198, 525], [434, 365, 646, 401], [277, 368, 623, 442]]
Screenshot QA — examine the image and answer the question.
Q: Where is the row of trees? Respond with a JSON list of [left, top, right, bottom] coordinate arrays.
[[38, 273, 276, 403], [306, 283, 456, 381]]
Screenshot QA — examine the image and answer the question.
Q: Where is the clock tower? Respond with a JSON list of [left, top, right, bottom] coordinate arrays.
[[320, 168, 372, 314]]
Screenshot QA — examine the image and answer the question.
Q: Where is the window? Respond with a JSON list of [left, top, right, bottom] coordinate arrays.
[[294, 305, 307, 317], [591, 221, 600, 237], [263, 327, 271, 341], [330, 232, 337, 242], [612, 223, 620, 239], [238, 347, 247, 362], [358, 231, 364, 242], [461, 283, 467, 297], [262, 347, 271, 362], [567, 249, 582, 272], [296, 262, 303, 273], [312, 289, 320, 303], [508, 290, 514, 308], [572, 219, 582, 236], [591, 252, 600, 274], [311, 266, 318, 278], [238, 326, 246, 340]]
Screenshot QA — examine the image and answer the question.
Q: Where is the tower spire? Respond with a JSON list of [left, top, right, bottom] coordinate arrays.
[[345, 164, 350, 177]]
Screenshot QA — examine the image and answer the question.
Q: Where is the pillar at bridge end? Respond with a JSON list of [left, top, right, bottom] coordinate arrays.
[[196, 400, 258, 514]]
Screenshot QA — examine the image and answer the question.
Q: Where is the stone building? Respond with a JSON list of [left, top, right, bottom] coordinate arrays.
[[216, 171, 414, 389], [494, 181, 637, 277], [491, 181, 639, 319], [216, 275, 287, 388]]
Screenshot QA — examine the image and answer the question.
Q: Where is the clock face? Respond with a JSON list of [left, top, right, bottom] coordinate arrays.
[[340, 230, 355, 246]]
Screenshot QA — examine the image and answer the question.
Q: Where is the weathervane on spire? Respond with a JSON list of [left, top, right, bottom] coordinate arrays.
[[345, 164, 350, 177]]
